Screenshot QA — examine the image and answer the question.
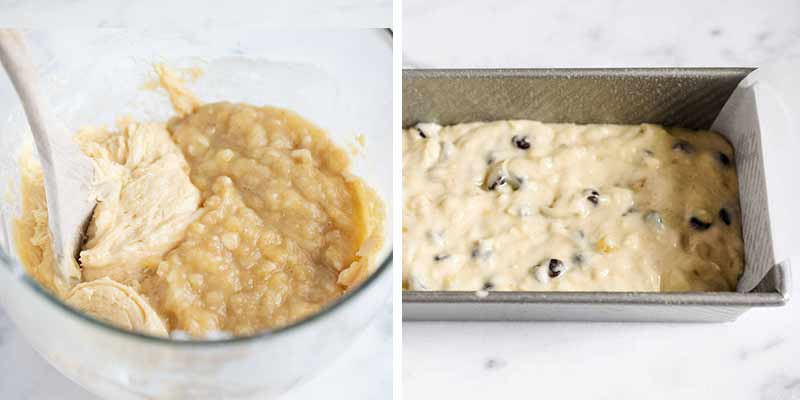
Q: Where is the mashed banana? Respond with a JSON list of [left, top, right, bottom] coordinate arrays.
[[14, 66, 384, 337]]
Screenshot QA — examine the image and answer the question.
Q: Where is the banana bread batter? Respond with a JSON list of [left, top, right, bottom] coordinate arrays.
[[14, 66, 384, 337], [403, 121, 743, 292]]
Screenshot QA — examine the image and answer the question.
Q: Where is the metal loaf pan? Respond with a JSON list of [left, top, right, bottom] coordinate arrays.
[[402, 68, 791, 322]]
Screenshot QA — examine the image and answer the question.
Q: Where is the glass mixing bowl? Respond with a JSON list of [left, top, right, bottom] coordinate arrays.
[[0, 29, 393, 399]]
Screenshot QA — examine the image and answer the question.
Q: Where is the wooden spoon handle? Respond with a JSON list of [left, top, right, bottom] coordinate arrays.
[[0, 29, 84, 289], [0, 29, 56, 170]]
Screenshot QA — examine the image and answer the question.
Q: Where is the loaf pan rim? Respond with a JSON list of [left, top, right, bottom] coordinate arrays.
[[401, 67, 789, 316], [403, 67, 757, 79]]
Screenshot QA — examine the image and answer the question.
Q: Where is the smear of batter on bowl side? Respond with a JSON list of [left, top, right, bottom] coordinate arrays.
[[403, 121, 743, 292], [14, 65, 384, 338]]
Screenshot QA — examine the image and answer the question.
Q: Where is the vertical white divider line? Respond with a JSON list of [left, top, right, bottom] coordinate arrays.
[[391, 3, 403, 399]]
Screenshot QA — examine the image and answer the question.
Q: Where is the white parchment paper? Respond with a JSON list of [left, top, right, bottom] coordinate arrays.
[[712, 64, 800, 292]]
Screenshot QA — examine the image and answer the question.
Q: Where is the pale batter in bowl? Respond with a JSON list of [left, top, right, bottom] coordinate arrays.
[[14, 66, 384, 338], [403, 121, 743, 292]]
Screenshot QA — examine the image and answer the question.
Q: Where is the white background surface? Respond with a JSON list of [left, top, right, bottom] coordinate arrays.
[[403, 1, 800, 399], [2, 0, 800, 399], [0, 0, 391, 29], [403, 0, 800, 68]]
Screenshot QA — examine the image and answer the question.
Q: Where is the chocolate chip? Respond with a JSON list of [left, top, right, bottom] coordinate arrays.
[[672, 140, 695, 153], [689, 217, 712, 231], [488, 175, 506, 190], [512, 135, 531, 150], [433, 254, 450, 262], [586, 189, 600, 206], [548, 258, 566, 278], [719, 208, 732, 225], [471, 241, 492, 260], [482, 281, 494, 290], [415, 127, 427, 138], [486, 165, 521, 191], [717, 152, 731, 166]]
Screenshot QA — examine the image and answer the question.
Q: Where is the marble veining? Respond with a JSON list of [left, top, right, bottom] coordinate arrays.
[[403, 0, 800, 399], [403, 0, 800, 68]]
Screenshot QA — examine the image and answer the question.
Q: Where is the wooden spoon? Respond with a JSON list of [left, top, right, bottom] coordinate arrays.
[[0, 29, 93, 290]]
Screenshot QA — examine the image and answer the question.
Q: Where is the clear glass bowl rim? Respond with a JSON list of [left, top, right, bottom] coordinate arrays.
[[0, 247, 392, 347]]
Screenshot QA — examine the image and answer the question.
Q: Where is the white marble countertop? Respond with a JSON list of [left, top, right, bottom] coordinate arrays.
[[403, 0, 800, 399], [403, 0, 800, 68]]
